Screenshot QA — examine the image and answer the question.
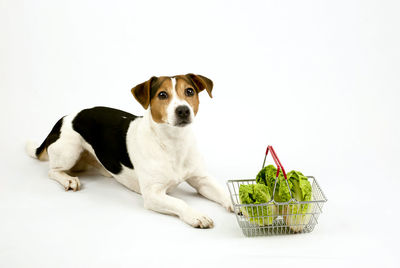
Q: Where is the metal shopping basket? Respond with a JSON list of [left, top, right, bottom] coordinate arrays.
[[226, 145, 327, 237]]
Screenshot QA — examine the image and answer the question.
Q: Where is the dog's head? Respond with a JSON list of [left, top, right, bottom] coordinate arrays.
[[131, 74, 213, 127]]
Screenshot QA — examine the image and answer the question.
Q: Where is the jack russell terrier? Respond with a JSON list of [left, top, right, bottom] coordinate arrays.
[[26, 73, 233, 228]]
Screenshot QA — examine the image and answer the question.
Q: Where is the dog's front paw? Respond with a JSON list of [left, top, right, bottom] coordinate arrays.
[[181, 208, 214, 229], [218, 192, 234, 213], [222, 198, 234, 213]]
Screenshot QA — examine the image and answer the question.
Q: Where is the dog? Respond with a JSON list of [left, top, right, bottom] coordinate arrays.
[[25, 73, 233, 228]]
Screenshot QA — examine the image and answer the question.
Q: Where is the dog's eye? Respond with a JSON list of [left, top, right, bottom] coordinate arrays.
[[185, 88, 195, 97], [158, 91, 168, 100]]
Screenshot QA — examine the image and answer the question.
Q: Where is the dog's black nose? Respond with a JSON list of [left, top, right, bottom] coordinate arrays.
[[175, 105, 190, 119]]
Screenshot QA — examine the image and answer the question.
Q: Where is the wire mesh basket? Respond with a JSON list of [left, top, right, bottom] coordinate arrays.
[[226, 146, 327, 237]]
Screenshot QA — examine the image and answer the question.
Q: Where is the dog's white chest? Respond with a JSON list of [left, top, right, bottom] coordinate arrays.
[[159, 145, 192, 191], [128, 116, 197, 191]]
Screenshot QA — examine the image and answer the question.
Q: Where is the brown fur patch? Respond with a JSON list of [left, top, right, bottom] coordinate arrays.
[[37, 148, 49, 161], [131, 76, 157, 109], [175, 76, 200, 115], [186, 74, 213, 98], [150, 77, 173, 123]]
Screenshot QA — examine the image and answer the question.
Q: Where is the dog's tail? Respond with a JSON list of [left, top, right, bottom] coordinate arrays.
[[25, 140, 48, 161], [25, 116, 65, 161]]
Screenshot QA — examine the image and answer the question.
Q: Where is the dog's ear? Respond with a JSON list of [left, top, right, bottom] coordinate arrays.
[[131, 76, 157, 109], [186, 74, 213, 98]]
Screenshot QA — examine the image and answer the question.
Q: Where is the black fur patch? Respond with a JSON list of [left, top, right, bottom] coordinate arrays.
[[36, 116, 65, 157], [72, 106, 139, 174]]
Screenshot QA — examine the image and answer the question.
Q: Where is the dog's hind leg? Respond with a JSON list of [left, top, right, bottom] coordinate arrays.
[[84, 152, 113, 178], [47, 138, 83, 191], [70, 150, 113, 178], [49, 169, 81, 191]]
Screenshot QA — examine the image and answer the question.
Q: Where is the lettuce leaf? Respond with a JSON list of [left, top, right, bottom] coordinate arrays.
[[239, 184, 277, 226], [284, 170, 313, 232], [256, 165, 292, 207]]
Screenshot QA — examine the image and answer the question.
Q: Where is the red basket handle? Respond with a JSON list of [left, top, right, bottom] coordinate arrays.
[[263, 145, 288, 180]]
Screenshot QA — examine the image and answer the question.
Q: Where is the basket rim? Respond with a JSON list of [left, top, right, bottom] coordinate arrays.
[[226, 176, 328, 204]]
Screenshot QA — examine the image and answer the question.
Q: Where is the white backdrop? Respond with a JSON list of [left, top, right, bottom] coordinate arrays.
[[1, 0, 399, 267]]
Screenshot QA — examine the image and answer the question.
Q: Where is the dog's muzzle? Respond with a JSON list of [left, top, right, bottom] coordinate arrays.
[[175, 105, 191, 127]]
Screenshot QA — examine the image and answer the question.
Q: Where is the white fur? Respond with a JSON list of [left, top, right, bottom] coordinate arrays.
[[25, 140, 38, 159], [27, 77, 233, 228], [166, 77, 194, 126]]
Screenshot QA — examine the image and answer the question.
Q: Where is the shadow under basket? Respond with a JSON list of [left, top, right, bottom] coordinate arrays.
[[226, 177, 327, 237]]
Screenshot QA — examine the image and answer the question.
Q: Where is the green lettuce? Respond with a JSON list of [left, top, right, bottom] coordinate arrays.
[[284, 170, 313, 232], [256, 165, 292, 213], [239, 184, 277, 226], [240, 165, 314, 231], [255, 166, 314, 232]]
